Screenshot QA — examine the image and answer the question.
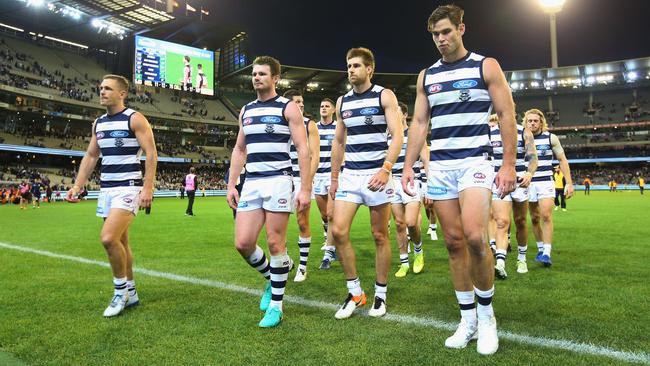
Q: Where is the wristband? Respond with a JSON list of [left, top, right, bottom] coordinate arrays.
[[381, 167, 391, 174], [382, 161, 393, 172]]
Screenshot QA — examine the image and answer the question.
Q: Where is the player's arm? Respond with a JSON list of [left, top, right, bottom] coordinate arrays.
[[367, 89, 402, 191], [484, 58, 517, 197], [67, 121, 100, 201], [403, 69, 430, 195], [286, 101, 311, 212], [227, 109, 247, 209], [520, 128, 538, 188], [307, 119, 320, 182], [551, 133, 574, 198], [132, 112, 158, 208], [329, 96, 347, 200]]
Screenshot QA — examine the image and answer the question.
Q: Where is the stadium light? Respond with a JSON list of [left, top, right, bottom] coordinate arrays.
[[537, 0, 566, 68], [627, 71, 638, 81], [27, 0, 45, 7]]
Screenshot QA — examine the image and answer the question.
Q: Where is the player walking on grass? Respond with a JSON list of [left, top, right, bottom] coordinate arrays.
[[524, 109, 574, 267], [226, 56, 311, 328], [66, 74, 158, 317], [402, 5, 517, 355], [329, 47, 403, 319], [283, 89, 320, 282]]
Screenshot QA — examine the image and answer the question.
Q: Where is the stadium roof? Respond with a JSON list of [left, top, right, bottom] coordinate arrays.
[[0, 1, 238, 50], [220, 57, 650, 96]]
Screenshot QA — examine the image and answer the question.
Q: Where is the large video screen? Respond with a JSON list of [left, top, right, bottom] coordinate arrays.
[[134, 35, 215, 96]]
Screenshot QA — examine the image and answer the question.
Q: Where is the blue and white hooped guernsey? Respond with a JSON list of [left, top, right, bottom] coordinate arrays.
[[95, 108, 143, 190], [289, 116, 311, 177], [424, 52, 493, 170], [532, 131, 554, 182], [314, 119, 337, 180], [340, 84, 387, 175], [490, 124, 526, 175], [241, 95, 292, 179]]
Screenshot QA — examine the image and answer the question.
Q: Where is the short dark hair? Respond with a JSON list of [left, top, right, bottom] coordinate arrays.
[[427, 4, 464, 32], [190, 167, 196, 173], [253, 55, 281, 76], [283, 89, 302, 99], [346, 47, 375, 70], [197, 63, 202, 68], [321, 98, 335, 106], [102, 74, 129, 91], [398, 102, 408, 115]]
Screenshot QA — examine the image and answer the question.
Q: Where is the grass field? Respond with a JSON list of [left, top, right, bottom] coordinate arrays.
[[1, 191, 648, 365]]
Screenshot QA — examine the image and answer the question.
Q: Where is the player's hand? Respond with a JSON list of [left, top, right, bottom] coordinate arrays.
[[226, 186, 239, 210], [139, 187, 153, 208], [518, 172, 533, 188], [368, 169, 390, 192], [401, 167, 416, 197], [329, 179, 339, 200], [495, 165, 516, 199], [423, 197, 434, 206], [565, 183, 574, 199], [295, 189, 311, 213], [65, 187, 80, 203]]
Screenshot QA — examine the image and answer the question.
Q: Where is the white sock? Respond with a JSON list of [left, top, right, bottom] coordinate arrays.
[[399, 253, 409, 265], [474, 286, 495, 320], [346, 278, 363, 297], [126, 279, 137, 297], [113, 277, 127, 295], [536, 241, 544, 252], [269, 253, 291, 311], [374, 282, 387, 301], [495, 249, 507, 262], [297, 236, 311, 271], [455, 290, 476, 324], [414, 242, 423, 254], [517, 245, 527, 262], [543, 243, 552, 256]]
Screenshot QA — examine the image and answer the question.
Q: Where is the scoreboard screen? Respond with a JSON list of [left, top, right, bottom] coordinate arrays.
[[134, 36, 215, 96]]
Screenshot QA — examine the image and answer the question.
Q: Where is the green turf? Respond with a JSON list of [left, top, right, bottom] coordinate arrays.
[[0, 191, 648, 365]]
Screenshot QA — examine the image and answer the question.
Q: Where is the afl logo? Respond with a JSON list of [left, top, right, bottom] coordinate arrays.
[[243, 117, 253, 125], [360, 107, 379, 115], [473, 172, 486, 179], [491, 141, 502, 147], [342, 110, 353, 119], [123, 197, 133, 204], [428, 84, 442, 94], [110, 130, 129, 138], [96, 132, 105, 139], [261, 116, 282, 124], [278, 198, 287, 204], [453, 79, 478, 89], [385, 188, 394, 195]]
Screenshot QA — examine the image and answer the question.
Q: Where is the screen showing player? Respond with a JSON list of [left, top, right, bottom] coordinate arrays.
[[134, 36, 215, 96]]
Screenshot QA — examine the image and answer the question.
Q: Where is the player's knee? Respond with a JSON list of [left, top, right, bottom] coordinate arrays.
[[443, 232, 464, 252], [467, 237, 489, 258], [331, 225, 348, 245], [371, 228, 389, 245], [495, 217, 510, 230], [100, 232, 118, 247], [530, 214, 541, 226], [394, 218, 407, 232], [541, 212, 553, 222], [405, 216, 418, 228], [514, 216, 527, 230]]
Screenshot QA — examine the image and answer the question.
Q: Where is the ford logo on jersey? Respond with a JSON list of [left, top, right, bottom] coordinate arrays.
[[110, 130, 129, 138], [260, 116, 282, 124], [359, 107, 379, 115], [538, 144, 551, 150], [452, 79, 478, 89]]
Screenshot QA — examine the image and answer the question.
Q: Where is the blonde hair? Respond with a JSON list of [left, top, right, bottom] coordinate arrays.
[[489, 114, 499, 123], [102, 74, 129, 91], [522, 108, 548, 131]]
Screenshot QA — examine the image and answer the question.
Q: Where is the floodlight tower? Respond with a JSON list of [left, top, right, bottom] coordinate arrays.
[[538, 0, 566, 68]]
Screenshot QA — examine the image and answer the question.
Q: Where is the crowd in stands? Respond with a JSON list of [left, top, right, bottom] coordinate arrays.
[[156, 164, 227, 190], [573, 165, 649, 186]]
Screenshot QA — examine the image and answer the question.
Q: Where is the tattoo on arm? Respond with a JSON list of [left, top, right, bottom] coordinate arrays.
[[524, 138, 537, 163]]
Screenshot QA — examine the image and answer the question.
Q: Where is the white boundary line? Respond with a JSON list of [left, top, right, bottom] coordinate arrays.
[[1, 241, 649, 365]]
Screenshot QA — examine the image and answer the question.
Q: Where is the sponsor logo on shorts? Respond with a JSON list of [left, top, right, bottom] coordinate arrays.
[[260, 116, 282, 124], [335, 191, 347, 198], [342, 110, 353, 119], [110, 130, 129, 138], [278, 198, 287, 204], [243, 117, 253, 125], [123, 197, 133, 204], [237, 201, 248, 208], [359, 107, 379, 115], [473, 172, 486, 180], [428, 84, 442, 93], [385, 188, 394, 195], [428, 186, 447, 195], [96, 207, 103, 214], [96, 131, 105, 139], [452, 79, 478, 89]]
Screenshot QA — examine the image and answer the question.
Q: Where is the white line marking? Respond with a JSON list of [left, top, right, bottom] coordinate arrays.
[[1, 241, 649, 364]]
